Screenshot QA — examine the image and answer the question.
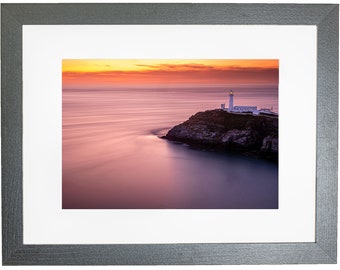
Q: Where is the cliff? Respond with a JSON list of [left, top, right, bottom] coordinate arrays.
[[163, 109, 278, 162]]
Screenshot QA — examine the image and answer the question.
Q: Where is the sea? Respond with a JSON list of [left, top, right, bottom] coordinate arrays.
[[62, 86, 278, 209]]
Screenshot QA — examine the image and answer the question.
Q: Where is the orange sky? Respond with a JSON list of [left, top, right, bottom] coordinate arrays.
[[62, 59, 279, 89]]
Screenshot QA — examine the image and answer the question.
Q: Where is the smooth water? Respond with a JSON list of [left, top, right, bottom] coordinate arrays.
[[62, 87, 278, 209]]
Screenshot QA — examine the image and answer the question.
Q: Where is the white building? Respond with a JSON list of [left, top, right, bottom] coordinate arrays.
[[220, 90, 277, 116], [226, 90, 258, 114], [232, 106, 258, 113], [228, 90, 234, 111]]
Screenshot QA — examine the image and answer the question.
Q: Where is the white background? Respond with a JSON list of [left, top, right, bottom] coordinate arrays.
[[1, 0, 339, 269], [23, 25, 316, 244]]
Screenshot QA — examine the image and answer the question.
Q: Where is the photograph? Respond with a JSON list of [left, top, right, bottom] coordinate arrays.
[[2, 1, 337, 266], [62, 59, 279, 209]]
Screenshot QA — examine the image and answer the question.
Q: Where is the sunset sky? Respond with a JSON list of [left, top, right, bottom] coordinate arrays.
[[62, 59, 279, 89]]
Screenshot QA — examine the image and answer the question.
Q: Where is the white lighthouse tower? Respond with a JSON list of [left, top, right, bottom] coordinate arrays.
[[228, 90, 234, 112]]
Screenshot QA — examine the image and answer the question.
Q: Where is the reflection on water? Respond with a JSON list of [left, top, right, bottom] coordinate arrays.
[[62, 87, 278, 209]]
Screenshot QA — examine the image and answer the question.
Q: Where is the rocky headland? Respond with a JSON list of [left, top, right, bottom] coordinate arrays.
[[163, 109, 278, 163]]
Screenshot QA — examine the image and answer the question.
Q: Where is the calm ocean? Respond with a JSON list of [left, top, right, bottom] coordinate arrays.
[[62, 87, 278, 209]]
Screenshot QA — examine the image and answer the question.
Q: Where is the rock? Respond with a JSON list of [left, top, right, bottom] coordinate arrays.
[[164, 109, 278, 162], [261, 135, 278, 153], [221, 129, 260, 148]]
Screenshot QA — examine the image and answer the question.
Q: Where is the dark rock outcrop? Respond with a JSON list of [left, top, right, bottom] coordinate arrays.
[[163, 109, 278, 162]]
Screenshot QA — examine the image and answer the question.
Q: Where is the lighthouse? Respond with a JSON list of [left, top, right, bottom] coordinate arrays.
[[228, 90, 234, 112]]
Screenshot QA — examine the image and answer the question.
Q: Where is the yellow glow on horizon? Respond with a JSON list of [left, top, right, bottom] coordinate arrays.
[[62, 59, 279, 73]]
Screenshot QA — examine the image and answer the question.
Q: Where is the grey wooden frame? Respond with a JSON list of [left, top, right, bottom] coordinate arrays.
[[1, 3, 338, 265]]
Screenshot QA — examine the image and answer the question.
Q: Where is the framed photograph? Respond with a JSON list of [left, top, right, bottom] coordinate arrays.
[[1, 3, 338, 265]]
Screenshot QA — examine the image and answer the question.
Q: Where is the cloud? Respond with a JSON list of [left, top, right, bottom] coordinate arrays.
[[135, 63, 216, 71], [63, 64, 278, 87]]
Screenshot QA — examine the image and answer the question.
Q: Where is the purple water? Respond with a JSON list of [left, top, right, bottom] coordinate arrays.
[[62, 87, 278, 209]]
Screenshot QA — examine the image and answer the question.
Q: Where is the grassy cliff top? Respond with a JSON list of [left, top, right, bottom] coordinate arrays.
[[185, 109, 278, 135]]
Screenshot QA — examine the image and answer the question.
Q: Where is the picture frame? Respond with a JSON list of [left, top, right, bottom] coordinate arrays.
[[1, 3, 338, 265]]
